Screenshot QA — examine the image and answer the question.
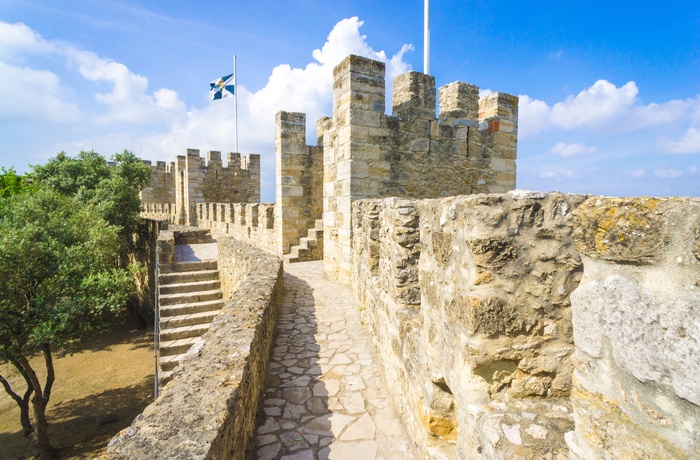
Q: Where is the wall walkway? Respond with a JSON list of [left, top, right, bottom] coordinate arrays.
[[253, 261, 419, 459]]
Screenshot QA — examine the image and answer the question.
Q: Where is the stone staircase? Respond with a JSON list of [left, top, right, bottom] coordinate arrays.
[[158, 259, 223, 385], [285, 219, 324, 263]]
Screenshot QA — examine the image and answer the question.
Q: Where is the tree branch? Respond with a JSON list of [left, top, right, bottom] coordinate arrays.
[[0, 372, 23, 406], [42, 344, 55, 402], [14, 352, 42, 400]]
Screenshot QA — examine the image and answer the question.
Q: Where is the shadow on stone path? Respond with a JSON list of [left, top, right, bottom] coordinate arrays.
[[253, 261, 417, 460]]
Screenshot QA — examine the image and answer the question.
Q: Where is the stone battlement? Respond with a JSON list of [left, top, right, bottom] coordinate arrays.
[[140, 149, 261, 225]]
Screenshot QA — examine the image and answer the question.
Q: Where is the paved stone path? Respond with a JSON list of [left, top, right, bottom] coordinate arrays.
[[253, 261, 418, 460]]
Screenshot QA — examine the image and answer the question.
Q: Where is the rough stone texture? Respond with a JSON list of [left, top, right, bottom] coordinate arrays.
[[275, 111, 324, 255], [252, 261, 418, 459], [568, 197, 700, 459], [140, 149, 260, 226], [320, 55, 519, 282], [144, 203, 277, 254], [106, 238, 283, 459], [351, 192, 586, 459]]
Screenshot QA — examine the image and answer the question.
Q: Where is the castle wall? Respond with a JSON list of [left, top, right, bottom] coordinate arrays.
[[140, 160, 176, 204], [106, 237, 283, 459], [322, 55, 519, 281], [352, 191, 584, 458], [141, 201, 277, 254], [568, 197, 700, 459], [141, 149, 260, 226], [352, 192, 700, 459], [275, 111, 324, 255]]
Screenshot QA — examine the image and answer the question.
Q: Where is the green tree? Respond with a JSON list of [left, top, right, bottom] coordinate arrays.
[[33, 150, 151, 260], [33, 150, 153, 326], [0, 189, 134, 459]]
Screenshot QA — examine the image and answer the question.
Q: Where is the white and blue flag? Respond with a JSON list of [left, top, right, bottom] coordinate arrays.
[[210, 74, 235, 100]]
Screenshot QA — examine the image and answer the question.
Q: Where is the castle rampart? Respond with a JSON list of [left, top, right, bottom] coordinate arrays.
[[319, 55, 519, 281], [123, 54, 699, 459], [351, 192, 700, 458], [140, 149, 260, 226]]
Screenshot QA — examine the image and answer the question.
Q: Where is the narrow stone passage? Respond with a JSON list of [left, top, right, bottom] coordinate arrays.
[[253, 261, 418, 459]]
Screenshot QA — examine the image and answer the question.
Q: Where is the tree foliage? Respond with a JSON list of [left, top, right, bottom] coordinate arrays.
[[0, 189, 134, 458], [33, 150, 152, 259], [0, 151, 149, 458]]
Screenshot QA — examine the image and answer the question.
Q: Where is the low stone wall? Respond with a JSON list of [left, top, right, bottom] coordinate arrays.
[[352, 192, 700, 459], [196, 202, 276, 254], [142, 202, 277, 254], [352, 191, 586, 458], [106, 238, 284, 460], [568, 197, 700, 459]]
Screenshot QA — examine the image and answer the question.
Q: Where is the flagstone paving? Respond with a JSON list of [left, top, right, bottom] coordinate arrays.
[[253, 261, 418, 460]]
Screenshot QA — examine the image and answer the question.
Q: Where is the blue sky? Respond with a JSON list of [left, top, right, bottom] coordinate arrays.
[[1, 0, 699, 202]]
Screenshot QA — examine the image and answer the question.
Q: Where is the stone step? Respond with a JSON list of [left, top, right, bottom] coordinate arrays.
[[160, 310, 221, 330], [315, 219, 324, 229], [158, 370, 172, 385], [159, 279, 221, 295], [159, 336, 201, 357], [307, 227, 323, 239], [299, 236, 318, 249], [160, 299, 225, 317], [159, 352, 189, 372], [159, 269, 219, 285], [159, 289, 222, 307], [160, 323, 210, 342], [160, 260, 218, 274]]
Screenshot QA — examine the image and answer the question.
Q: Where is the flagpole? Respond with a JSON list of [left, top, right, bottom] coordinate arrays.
[[234, 54, 239, 153], [424, 0, 430, 75]]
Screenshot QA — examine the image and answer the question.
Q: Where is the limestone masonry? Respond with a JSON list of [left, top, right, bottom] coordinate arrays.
[[128, 55, 699, 459]]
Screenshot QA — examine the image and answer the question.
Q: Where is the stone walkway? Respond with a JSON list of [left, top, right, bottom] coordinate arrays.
[[253, 261, 418, 459]]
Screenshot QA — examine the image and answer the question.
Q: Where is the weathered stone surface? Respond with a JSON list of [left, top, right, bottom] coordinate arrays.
[[106, 239, 283, 460], [569, 196, 700, 459], [573, 197, 666, 264], [351, 192, 586, 458]]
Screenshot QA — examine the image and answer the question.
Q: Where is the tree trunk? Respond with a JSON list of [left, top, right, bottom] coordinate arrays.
[[32, 395, 55, 459], [15, 345, 56, 459], [0, 371, 34, 435]]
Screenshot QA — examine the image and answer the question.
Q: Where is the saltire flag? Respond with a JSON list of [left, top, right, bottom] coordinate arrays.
[[210, 74, 235, 100]]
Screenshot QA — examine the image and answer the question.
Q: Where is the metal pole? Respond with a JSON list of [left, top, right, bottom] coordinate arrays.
[[424, 0, 430, 75], [234, 54, 239, 153], [154, 245, 160, 399]]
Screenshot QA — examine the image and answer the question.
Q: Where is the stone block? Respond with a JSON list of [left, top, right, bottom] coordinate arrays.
[[438, 81, 479, 120]]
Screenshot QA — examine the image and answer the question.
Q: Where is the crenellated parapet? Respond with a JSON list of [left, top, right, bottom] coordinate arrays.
[[141, 148, 261, 226], [320, 54, 519, 280]]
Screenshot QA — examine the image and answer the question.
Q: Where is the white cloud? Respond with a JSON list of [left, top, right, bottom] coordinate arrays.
[[550, 141, 597, 157], [0, 61, 80, 122], [533, 169, 580, 180], [518, 81, 700, 139], [138, 17, 413, 160], [66, 49, 185, 124], [629, 169, 647, 178], [662, 127, 700, 154], [0, 21, 186, 126], [654, 168, 684, 179], [0, 22, 54, 60]]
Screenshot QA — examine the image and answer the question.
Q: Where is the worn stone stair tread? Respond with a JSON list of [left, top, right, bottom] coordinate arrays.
[[159, 352, 190, 372], [159, 269, 219, 284], [159, 322, 211, 341], [159, 289, 223, 306], [159, 299, 225, 317], [159, 279, 221, 295], [160, 260, 218, 273], [158, 370, 172, 384], [159, 336, 201, 356], [159, 310, 221, 329], [299, 236, 318, 248]]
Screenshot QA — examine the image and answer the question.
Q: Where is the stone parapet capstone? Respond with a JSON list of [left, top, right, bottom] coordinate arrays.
[[105, 238, 283, 460]]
